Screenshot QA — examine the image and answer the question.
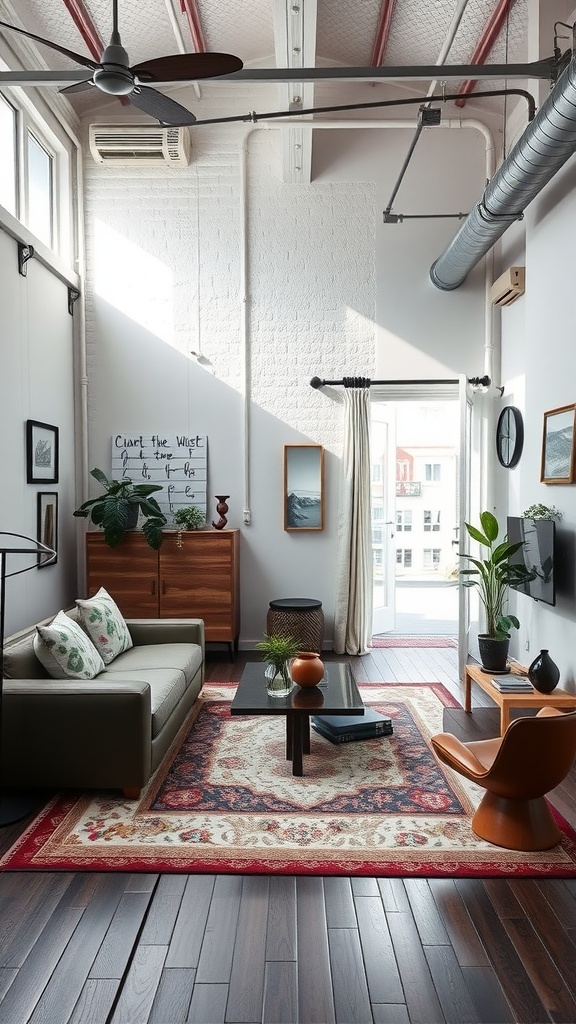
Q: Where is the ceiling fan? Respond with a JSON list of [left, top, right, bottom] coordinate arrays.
[[0, 0, 243, 125]]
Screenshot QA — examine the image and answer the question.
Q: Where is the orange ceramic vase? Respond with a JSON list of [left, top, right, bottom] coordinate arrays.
[[291, 651, 324, 688]]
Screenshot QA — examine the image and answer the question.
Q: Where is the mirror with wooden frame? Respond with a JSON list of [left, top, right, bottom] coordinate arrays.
[[283, 445, 324, 531]]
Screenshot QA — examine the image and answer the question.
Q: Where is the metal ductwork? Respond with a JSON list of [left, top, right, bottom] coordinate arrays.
[[430, 55, 576, 290]]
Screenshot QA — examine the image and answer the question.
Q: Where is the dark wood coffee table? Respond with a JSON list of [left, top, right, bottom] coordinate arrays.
[[230, 662, 364, 776]]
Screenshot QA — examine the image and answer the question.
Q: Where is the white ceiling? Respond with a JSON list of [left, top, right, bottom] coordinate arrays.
[[0, 0, 535, 122]]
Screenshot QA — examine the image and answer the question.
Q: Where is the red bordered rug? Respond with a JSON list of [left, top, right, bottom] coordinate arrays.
[[2, 683, 576, 877], [371, 637, 457, 648]]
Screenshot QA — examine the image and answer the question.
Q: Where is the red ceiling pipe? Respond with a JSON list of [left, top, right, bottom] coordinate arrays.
[[61, 0, 103, 60], [455, 0, 515, 107], [180, 0, 206, 53], [370, 0, 396, 67]]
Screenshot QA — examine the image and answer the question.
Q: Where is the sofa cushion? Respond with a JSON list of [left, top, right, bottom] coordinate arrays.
[[76, 587, 133, 665], [35, 611, 105, 680], [101, 667, 187, 737], [104, 643, 202, 686]]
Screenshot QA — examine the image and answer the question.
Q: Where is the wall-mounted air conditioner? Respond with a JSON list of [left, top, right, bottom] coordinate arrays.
[[89, 124, 191, 166], [490, 266, 525, 307]]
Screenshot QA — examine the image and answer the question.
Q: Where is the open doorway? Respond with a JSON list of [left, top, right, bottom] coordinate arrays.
[[371, 395, 460, 638]]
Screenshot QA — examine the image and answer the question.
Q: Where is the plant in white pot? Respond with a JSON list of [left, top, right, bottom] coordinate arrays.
[[459, 510, 535, 672]]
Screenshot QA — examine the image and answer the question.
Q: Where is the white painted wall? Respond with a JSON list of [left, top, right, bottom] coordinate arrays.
[[81, 86, 488, 646]]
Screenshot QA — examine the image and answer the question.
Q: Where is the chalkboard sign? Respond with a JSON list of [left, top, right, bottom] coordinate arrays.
[[111, 433, 208, 522]]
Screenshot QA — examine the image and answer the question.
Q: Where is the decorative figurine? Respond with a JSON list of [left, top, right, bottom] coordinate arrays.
[[212, 495, 230, 530]]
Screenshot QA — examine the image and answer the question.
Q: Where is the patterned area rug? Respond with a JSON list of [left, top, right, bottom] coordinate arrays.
[[371, 637, 458, 648], [3, 683, 576, 876]]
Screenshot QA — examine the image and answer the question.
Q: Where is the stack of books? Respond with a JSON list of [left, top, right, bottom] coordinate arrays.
[[311, 707, 393, 744], [491, 677, 534, 693]]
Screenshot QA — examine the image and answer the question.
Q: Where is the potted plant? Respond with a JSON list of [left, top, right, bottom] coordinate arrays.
[[255, 632, 300, 696], [521, 503, 562, 521], [173, 505, 205, 546], [73, 468, 167, 550], [459, 510, 535, 672]]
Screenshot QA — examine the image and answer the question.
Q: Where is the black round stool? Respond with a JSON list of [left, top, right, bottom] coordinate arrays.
[[267, 598, 324, 654]]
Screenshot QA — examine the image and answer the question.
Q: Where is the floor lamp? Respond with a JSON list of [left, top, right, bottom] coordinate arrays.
[[0, 531, 57, 826]]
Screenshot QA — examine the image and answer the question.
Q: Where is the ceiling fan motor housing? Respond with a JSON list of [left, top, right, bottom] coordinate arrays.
[[94, 42, 133, 94]]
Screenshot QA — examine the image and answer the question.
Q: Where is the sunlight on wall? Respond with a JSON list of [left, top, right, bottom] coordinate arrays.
[[376, 325, 456, 379], [94, 219, 175, 344]]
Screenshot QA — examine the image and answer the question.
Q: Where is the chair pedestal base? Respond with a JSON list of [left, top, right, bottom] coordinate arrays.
[[472, 792, 561, 851]]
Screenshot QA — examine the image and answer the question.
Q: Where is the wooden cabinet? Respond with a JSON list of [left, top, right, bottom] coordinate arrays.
[[86, 530, 240, 650]]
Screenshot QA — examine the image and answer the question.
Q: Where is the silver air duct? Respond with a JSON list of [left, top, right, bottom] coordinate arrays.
[[430, 56, 576, 290]]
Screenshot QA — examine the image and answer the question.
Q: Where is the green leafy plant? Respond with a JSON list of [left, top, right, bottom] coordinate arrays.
[[173, 505, 205, 530], [255, 633, 299, 673], [73, 468, 167, 550], [459, 510, 535, 639], [522, 503, 562, 521]]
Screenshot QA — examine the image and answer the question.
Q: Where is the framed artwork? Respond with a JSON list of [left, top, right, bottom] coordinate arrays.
[[26, 420, 59, 483], [37, 492, 58, 567], [284, 444, 324, 531], [541, 405, 576, 484]]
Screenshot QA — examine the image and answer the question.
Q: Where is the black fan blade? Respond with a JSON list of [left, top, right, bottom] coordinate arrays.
[[0, 18, 99, 70], [131, 52, 243, 83], [129, 86, 196, 125], [60, 80, 94, 95]]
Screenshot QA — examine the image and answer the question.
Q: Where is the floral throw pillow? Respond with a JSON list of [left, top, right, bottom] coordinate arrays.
[[76, 587, 133, 665], [35, 610, 105, 679]]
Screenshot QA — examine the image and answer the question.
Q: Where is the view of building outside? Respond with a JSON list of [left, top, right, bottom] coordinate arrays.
[[372, 401, 460, 582]]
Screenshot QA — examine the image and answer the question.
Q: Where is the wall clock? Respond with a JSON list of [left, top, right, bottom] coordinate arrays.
[[496, 406, 524, 468]]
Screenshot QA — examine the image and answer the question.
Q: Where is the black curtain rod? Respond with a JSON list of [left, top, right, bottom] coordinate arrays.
[[310, 376, 463, 388]]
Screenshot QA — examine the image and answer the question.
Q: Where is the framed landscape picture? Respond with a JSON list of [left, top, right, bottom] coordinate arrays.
[[26, 420, 59, 483], [37, 491, 58, 567], [541, 405, 576, 484], [284, 444, 324, 531]]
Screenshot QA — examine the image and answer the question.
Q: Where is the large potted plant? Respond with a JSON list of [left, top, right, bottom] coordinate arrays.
[[460, 510, 534, 672], [74, 468, 167, 549]]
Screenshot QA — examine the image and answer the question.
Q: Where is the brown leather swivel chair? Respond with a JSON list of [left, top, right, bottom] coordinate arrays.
[[430, 707, 576, 851]]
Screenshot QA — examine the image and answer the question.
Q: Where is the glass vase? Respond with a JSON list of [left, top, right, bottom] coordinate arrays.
[[265, 662, 293, 697]]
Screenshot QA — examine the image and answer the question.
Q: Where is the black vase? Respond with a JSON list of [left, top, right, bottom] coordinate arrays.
[[528, 649, 560, 694]]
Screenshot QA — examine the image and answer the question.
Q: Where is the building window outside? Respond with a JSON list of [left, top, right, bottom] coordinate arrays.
[[372, 463, 382, 482], [372, 527, 383, 545], [396, 549, 412, 567], [425, 463, 441, 482], [423, 548, 441, 569], [373, 506, 383, 520], [396, 510, 412, 532], [0, 94, 17, 215], [27, 130, 53, 248], [424, 510, 441, 531]]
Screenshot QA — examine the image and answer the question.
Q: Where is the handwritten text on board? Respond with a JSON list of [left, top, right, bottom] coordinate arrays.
[[111, 433, 208, 521]]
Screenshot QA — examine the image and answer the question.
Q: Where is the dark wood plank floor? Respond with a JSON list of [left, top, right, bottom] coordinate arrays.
[[1, 647, 575, 1024]]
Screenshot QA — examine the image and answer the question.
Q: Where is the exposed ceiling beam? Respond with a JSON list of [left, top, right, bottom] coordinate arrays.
[[0, 57, 558, 89], [371, 0, 396, 67], [179, 0, 206, 53], [273, 0, 317, 184], [455, 0, 516, 107], [61, 0, 103, 59]]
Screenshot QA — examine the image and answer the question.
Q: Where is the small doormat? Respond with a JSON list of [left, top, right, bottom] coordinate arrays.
[[2, 684, 576, 877], [371, 636, 457, 648]]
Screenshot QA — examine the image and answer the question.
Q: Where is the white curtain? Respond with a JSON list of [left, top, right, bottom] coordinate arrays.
[[334, 383, 373, 655]]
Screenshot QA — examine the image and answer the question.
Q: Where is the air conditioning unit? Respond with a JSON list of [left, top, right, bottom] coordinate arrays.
[[89, 124, 191, 166], [491, 266, 525, 307]]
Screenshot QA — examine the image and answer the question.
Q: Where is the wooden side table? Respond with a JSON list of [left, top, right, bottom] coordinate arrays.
[[464, 662, 576, 735]]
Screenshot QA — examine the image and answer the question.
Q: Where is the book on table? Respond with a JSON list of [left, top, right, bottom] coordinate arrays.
[[311, 707, 393, 744], [491, 677, 534, 693]]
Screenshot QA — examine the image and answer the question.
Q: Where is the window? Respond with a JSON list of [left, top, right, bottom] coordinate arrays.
[[0, 94, 17, 215], [372, 506, 383, 520], [27, 131, 53, 247], [396, 510, 412, 532], [372, 463, 382, 482], [423, 548, 441, 568], [396, 549, 412, 567], [372, 527, 383, 545], [424, 510, 441, 531], [425, 463, 441, 482]]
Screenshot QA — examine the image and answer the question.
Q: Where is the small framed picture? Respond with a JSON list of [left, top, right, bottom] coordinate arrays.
[[26, 420, 59, 484], [284, 444, 324, 531], [37, 492, 58, 567], [541, 405, 576, 484]]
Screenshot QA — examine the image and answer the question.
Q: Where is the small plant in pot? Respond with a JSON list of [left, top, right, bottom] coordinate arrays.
[[73, 468, 167, 550], [173, 505, 205, 545], [255, 632, 300, 696], [459, 510, 535, 673]]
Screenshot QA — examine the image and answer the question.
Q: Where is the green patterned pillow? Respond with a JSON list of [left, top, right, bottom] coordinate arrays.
[[35, 611, 105, 679], [76, 587, 133, 665]]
